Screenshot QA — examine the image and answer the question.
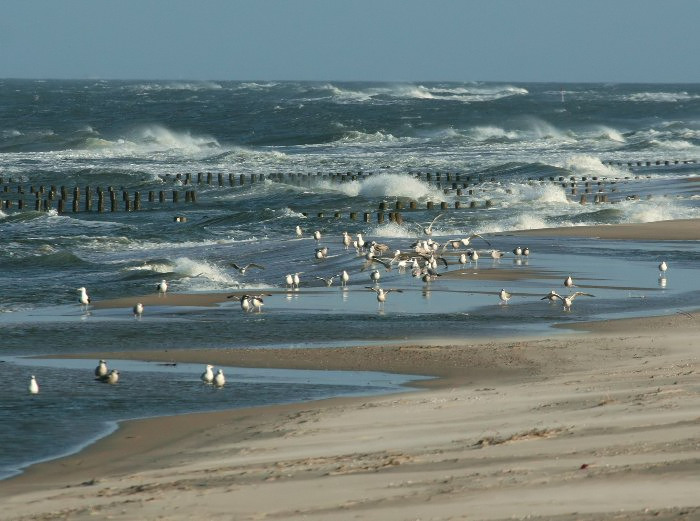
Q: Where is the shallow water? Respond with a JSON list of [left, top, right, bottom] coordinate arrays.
[[1, 79, 699, 480]]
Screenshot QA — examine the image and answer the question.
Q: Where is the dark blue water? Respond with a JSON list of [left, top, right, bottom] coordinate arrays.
[[1, 80, 699, 480]]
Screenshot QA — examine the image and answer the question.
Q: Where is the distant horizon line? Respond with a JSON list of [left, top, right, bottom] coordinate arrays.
[[1, 77, 698, 86]]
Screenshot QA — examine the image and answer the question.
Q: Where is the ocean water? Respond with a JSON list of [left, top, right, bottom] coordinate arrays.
[[1, 80, 700, 479]]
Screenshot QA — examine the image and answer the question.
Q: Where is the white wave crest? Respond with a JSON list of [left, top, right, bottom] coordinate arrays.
[[322, 173, 445, 200], [508, 183, 570, 204], [647, 139, 696, 150], [621, 198, 700, 223], [130, 81, 223, 92], [560, 154, 626, 177], [595, 126, 626, 142], [368, 222, 418, 238], [337, 131, 400, 144], [172, 257, 239, 290], [628, 92, 700, 103], [468, 126, 520, 141]]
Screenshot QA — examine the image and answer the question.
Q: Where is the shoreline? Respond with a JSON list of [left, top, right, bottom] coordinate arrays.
[[2, 218, 700, 520], [509, 217, 700, 240]]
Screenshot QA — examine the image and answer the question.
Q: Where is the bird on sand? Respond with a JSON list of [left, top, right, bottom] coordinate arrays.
[[29, 375, 39, 394], [546, 291, 595, 311], [230, 263, 265, 274]]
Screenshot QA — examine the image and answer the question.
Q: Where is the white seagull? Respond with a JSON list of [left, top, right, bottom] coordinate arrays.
[[95, 359, 108, 378], [513, 246, 522, 256], [133, 302, 144, 319], [231, 263, 265, 274], [77, 287, 91, 311], [313, 230, 322, 242], [459, 233, 492, 248], [499, 289, 512, 304], [29, 375, 39, 395], [157, 279, 168, 295], [214, 369, 226, 387], [342, 231, 352, 249], [420, 213, 444, 236], [250, 295, 265, 312], [370, 269, 381, 284], [97, 369, 119, 384], [548, 291, 595, 311], [366, 287, 402, 308], [295, 225, 303, 238], [239, 295, 251, 312], [293, 272, 301, 289], [340, 270, 350, 287], [659, 261, 668, 274], [315, 275, 335, 287], [564, 275, 575, 288], [285, 273, 294, 290], [201, 364, 214, 384]]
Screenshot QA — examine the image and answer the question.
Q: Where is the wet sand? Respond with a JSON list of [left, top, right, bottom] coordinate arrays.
[[511, 217, 700, 240], [2, 220, 700, 520]]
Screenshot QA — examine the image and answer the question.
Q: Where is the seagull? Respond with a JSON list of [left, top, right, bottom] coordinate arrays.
[[564, 275, 575, 288], [540, 290, 559, 303], [95, 359, 108, 378], [469, 250, 479, 264], [250, 294, 265, 312], [548, 291, 595, 311], [366, 287, 403, 308], [97, 369, 119, 384], [340, 270, 350, 287], [133, 302, 144, 319], [342, 231, 352, 249], [356, 233, 366, 252], [459, 233, 492, 248], [214, 369, 226, 387], [29, 375, 39, 395], [513, 246, 522, 256], [157, 279, 168, 295], [659, 261, 668, 274], [458, 253, 468, 265], [315, 247, 329, 259], [239, 295, 251, 312], [293, 272, 301, 289], [315, 275, 335, 287], [522, 247, 530, 257], [77, 287, 91, 311], [490, 250, 505, 260], [370, 269, 381, 284], [420, 213, 444, 236], [295, 225, 303, 238], [230, 263, 265, 274], [285, 274, 294, 289], [201, 364, 214, 384], [499, 289, 512, 304], [313, 230, 322, 242]]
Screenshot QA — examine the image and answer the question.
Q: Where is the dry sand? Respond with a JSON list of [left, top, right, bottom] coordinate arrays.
[[2, 219, 699, 520]]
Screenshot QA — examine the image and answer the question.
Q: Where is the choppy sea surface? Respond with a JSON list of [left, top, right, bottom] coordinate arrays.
[[1, 80, 699, 479]]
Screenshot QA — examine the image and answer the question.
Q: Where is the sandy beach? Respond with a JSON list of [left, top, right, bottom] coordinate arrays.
[[2, 220, 699, 521]]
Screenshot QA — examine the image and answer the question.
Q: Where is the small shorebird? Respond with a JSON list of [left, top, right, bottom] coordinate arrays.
[[77, 287, 91, 312], [499, 289, 512, 304], [29, 375, 39, 395], [157, 279, 168, 295], [564, 275, 575, 288], [95, 359, 108, 378], [201, 364, 214, 384], [133, 302, 144, 319], [659, 261, 668, 275], [230, 263, 265, 274], [548, 291, 595, 311], [366, 287, 402, 308], [214, 369, 226, 387]]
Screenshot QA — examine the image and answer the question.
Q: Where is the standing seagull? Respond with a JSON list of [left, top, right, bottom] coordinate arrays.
[[313, 230, 322, 242], [295, 225, 303, 238], [370, 269, 381, 284], [201, 364, 214, 384], [29, 375, 39, 395], [95, 359, 108, 378], [366, 287, 403, 308], [659, 261, 668, 275], [564, 275, 575, 288], [340, 270, 350, 288], [499, 289, 512, 304], [157, 279, 168, 296], [214, 369, 226, 387], [250, 294, 265, 312], [293, 272, 301, 290], [239, 295, 251, 312], [77, 287, 91, 312], [133, 302, 144, 319], [97, 369, 119, 384], [548, 291, 595, 311]]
